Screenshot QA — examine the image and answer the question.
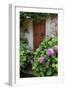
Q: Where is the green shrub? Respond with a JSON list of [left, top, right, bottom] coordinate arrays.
[[20, 41, 34, 72], [32, 36, 58, 76]]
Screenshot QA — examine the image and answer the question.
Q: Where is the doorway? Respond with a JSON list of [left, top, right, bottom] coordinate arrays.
[[33, 20, 46, 50]]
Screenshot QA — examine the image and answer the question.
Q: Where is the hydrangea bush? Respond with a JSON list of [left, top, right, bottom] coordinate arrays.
[[32, 36, 58, 76]]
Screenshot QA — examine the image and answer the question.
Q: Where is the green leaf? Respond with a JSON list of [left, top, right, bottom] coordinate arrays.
[[46, 68, 52, 76]]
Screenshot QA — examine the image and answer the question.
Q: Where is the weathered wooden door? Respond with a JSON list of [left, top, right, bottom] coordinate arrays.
[[33, 20, 46, 50]]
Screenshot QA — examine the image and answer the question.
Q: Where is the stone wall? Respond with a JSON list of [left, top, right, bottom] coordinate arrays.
[[46, 16, 58, 37]]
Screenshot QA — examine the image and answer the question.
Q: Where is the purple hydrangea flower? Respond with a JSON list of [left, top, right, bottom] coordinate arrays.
[[39, 56, 44, 64], [47, 48, 54, 57]]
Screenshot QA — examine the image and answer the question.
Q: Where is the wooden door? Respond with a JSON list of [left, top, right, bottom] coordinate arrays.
[[33, 20, 46, 50]]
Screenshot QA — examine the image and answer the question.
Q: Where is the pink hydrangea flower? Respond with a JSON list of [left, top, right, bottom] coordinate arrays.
[[39, 56, 44, 64], [47, 48, 54, 57]]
